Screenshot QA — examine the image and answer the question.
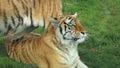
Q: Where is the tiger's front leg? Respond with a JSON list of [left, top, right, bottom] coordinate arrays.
[[8, 26, 38, 41], [75, 60, 88, 68]]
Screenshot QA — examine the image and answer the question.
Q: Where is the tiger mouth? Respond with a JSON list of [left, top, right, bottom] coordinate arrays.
[[63, 37, 79, 41], [73, 38, 79, 41]]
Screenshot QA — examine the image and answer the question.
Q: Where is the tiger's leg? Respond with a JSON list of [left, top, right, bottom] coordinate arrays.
[[76, 60, 88, 68], [9, 26, 38, 41]]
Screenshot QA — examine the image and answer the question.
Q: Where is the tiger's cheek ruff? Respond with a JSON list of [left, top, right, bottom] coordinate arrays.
[[58, 25, 73, 40], [55, 26, 78, 46], [55, 27, 71, 46]]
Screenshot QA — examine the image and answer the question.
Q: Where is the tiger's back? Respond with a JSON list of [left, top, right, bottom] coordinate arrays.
[[0, 0, 62, 39]]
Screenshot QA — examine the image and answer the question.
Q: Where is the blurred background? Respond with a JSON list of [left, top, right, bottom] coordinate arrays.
[[0, 0, 120, 68]]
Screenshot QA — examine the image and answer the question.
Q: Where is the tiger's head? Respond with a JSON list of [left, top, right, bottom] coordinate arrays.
[[50, 13, 87, 46]]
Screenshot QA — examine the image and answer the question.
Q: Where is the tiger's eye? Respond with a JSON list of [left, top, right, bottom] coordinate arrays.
[[68, 17, 71, 20]]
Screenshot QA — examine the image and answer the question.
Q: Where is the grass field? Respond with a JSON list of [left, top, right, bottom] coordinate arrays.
[[0, 0, 120, 68]]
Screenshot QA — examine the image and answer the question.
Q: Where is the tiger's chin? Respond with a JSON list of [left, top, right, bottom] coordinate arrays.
[[66, 35, 87, 44], [76, 37, 86, 43], [58, 37, 86, 47]]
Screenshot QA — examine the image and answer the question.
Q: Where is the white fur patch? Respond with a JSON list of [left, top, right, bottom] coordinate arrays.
[[33, 20, 44, 27], [0, 22, 7, 35], [23, 15, 45, 27], [23, 15, 31, 26], [65, 19, 72, 24], [77, 60, 88, 68]]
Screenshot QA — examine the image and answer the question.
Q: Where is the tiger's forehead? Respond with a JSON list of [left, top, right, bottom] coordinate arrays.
[[58, 15, 79, 25], [58, 15, 85, 31]]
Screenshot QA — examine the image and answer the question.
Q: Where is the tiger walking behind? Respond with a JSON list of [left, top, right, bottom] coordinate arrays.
[[6, 13, 88, 68], [0, 0, 62, 40]]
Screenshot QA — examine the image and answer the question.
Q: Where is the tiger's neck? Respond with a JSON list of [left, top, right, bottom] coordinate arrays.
[[52, 37, 79, 67]]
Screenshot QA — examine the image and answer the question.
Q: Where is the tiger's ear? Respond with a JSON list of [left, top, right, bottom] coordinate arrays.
[[72, 12, 77, 17], [50, 17, 58, 28]]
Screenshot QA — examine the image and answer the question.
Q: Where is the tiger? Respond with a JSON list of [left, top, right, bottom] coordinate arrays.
[[0, 0, 62, 40], [5, 13, 88, 68]]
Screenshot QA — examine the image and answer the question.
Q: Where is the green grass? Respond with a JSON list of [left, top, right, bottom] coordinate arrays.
[[0, 0, 120, 68]]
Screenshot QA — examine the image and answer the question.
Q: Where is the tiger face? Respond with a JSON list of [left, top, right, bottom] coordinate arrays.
[[50, 13, 87, 46]]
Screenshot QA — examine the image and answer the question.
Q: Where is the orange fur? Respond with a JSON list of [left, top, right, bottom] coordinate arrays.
[[0, 0, 62, 40], [6, 14, 88, 68]]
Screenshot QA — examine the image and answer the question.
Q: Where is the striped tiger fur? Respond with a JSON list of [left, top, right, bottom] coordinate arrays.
[[0, 0, 62, 40], [6, 13, 88, 68]]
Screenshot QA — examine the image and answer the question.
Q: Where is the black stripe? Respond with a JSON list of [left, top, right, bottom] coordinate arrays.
[[59, 26, 63, 34], [15, 23, 20, 31], [14, 13, 23, 25], [17, 14, 23, 25], [18, 16, 24, 25], [24, 43, 33, 63], [43, 14, 45, 28], [25, 7, 29, 17], [69, 19, 73, 24], [46, 58, 50, 67], [30, 8, 33, 26], [11, 1, 19, 17], [11, 16, 15, 26], [33, 0, 36, 8], [3, 10, 7, 28], [14, 9, 23, 25], [14, 44, 20, 61], [43, 20, 45, 28], [11, 0, 23, 25], [0, 3, 1, 15], [6, 25, 12, 35], [38, 0, 40, 4], [20, 0, 26, 10], [24, 0, 28, 4], [64, 25, 67, 32], [22, 45, 29, 62], [11, 0, 17, 8], [64, 22, 69, 26]]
